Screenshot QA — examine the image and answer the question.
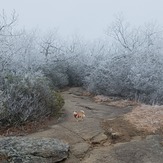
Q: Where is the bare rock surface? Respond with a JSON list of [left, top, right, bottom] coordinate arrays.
[[28, 124, 83, 144], [2, 87, 162, 163], [83, 135, 163, 163], [0, 137, 69, 163], [71, 142, 90, 158], [91, 133, 108, 144]]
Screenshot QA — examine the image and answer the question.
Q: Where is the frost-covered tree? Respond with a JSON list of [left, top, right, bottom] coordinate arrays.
[[0, 12, 64, 126], [39, 31, 70, 88], [85, 15, 163, 104]]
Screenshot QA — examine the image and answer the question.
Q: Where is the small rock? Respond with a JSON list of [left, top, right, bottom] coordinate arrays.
[[111, 132, 121, 139], [103, 141, 111, 146], [91, 133, 108, 144], [71, 142, 90, 158]]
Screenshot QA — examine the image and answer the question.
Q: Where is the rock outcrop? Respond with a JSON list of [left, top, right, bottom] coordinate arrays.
[[0, 137, 69, 163], [83, 135, 163, 163]]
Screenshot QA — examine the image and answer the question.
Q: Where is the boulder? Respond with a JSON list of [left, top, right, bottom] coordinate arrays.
[[0, 136, 69, 163]]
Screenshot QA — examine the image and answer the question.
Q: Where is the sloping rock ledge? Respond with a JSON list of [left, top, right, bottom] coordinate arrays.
[[0, 137, 69, 163]]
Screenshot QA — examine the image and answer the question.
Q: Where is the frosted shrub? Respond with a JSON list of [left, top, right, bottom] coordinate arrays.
[[42, 61, 69, 88], [85, 47, 163, 104], [0, 71, 63, 126]]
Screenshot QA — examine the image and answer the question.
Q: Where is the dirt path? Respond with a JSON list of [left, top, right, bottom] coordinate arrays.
[[28, 87, 163, 163]]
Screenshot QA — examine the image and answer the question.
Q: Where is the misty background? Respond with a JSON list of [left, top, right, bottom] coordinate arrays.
[[1, 0, 163, 39]]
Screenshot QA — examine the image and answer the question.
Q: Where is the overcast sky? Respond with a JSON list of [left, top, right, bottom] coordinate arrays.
[[1, 0, 163, 39]]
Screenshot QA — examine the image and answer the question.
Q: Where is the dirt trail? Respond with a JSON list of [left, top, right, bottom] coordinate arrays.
[[28, 87, 163, 163]]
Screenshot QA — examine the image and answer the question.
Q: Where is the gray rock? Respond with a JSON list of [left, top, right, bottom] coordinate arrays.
[[91, 133, 108, 144], [111, 132, 122, 139], [0, 136, 69, 163], [71, 142, 90, 158]]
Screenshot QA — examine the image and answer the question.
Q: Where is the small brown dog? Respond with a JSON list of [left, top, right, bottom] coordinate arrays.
[[73, 110, 85, 121]]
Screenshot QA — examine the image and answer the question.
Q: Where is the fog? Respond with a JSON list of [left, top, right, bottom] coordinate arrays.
[[1, 0, 163, 39]]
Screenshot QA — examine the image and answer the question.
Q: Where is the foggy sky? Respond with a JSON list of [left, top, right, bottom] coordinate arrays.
[[1, 0, 163, 39]]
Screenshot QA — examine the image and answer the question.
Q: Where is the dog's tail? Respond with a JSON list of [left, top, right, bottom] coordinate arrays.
[[80, 110, 85, 113], [73, 111, 77, 114], [80, 110, 85, 117]]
